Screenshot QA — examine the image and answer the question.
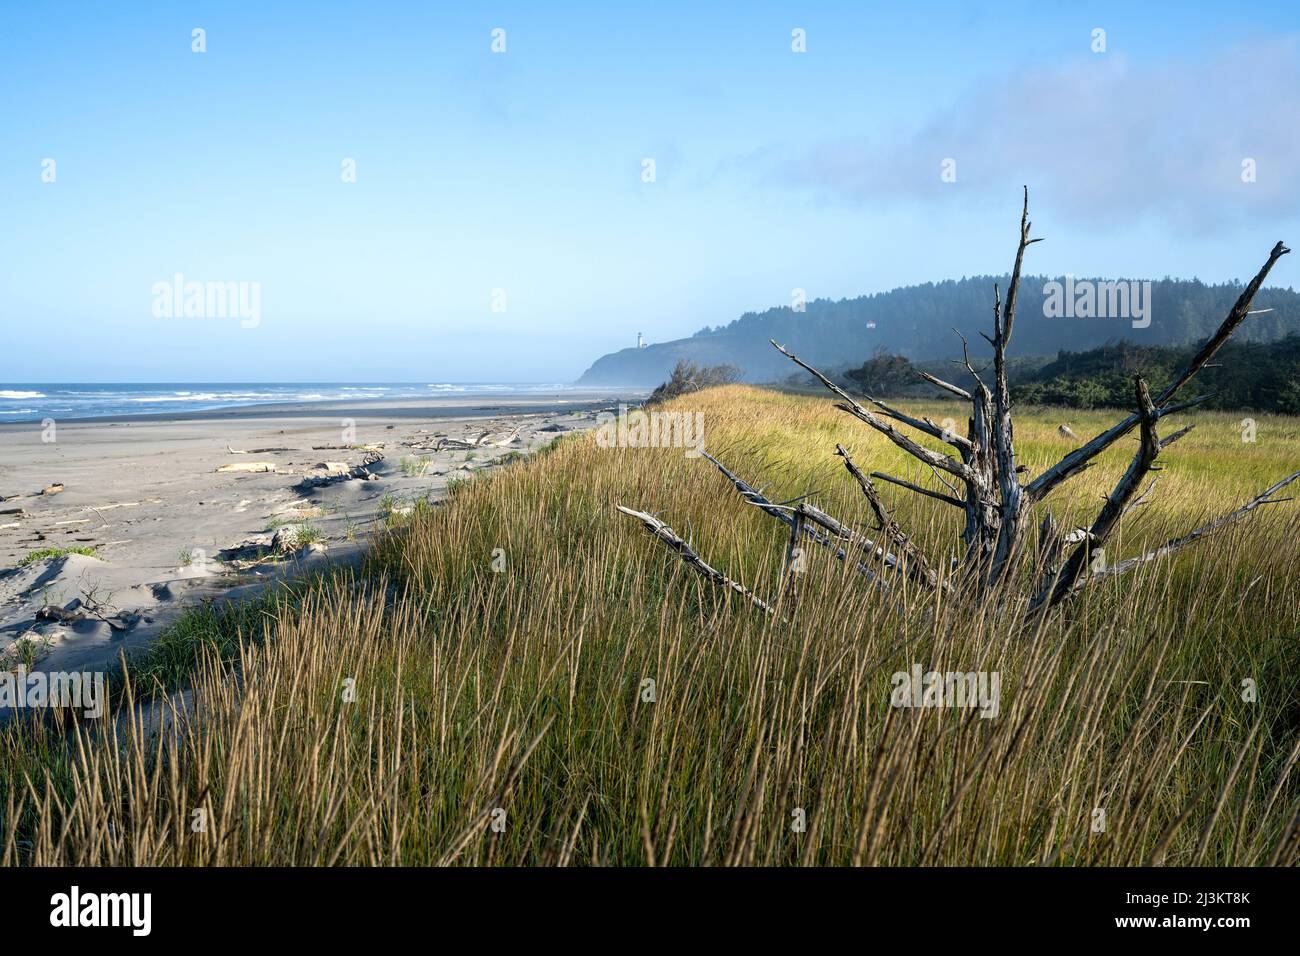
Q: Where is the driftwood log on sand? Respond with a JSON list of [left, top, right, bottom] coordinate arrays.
[[617, 189, 1297, 622], [216, 462, 277, 474], [227, 445, 297, 454], [295, 451, 384, 490]]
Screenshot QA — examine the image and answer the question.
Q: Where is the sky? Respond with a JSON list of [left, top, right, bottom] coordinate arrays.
[[1, 1, 1298, 383]]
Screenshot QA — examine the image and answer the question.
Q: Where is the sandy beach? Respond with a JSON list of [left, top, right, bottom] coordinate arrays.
[[0, 390, 636, 678]]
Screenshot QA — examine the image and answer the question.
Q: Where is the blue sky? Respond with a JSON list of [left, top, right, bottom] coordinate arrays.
[[1, 1, 1297, 382]]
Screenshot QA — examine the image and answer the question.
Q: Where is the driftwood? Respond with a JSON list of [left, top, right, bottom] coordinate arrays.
[[699, 451, 884, 585], [216, 462, 277, 474], [479, 426, 521, 448], [616, 506, 781, 617], [408, 426, 521, 452], [227, 445, 296, 454], [35, 594, 140, 632], [295, 451, 383, 490], [617, 190, 1296, 619]]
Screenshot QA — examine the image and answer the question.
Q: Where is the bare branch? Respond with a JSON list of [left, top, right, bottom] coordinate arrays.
[[864, 396, 973, 451], [794, 502, 905, 577], [1049, 468, 1300, 601], [1029, 240, 1291, 503], [918, 370, 972, 402], [836, 444, 943, 590], [617, 506, 780, 616], [1159, 425, 1195, 451], [1123, 477, 1160, 516], [1000, 185, 1042, 349], [699, 451, 797, 530], [771, 339, 975, 480], [1158, 395, 1212, 419], [1034, 376, 1161, 611], [699, 451, 883, 583], [870, 470, 965, 509]]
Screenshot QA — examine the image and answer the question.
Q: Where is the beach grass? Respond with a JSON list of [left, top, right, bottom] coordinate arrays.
[[18, 546, 99, 566], [1, 385, 1297, 866]]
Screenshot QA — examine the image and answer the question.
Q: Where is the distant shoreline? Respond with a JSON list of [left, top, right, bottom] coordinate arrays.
[[0, 388, 645, 429]]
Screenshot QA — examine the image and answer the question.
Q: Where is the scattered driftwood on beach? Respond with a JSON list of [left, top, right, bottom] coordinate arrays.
[[405, 425, 521, 452]]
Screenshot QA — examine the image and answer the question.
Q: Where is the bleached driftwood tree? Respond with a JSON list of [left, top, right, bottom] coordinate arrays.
[[619, 190, 1298, 617]]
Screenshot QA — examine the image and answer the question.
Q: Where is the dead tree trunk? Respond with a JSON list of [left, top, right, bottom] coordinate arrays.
[[618, 191, 1296, 619]]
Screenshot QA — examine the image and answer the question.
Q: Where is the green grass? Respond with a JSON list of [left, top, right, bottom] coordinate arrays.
[[18, 546, 99, 566], [400, 455, 432, 476], [294, 522, 324, 546]]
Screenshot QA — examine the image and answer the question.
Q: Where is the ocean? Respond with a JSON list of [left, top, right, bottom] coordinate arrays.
[[0, 383, 585, 424]]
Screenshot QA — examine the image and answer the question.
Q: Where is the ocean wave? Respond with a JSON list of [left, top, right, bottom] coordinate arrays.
[[126, 391, 281, 403], [0, 390, 46, 399]]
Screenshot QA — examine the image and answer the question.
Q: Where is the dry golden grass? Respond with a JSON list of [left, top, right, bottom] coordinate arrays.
[[1, 385, 1297, 865]]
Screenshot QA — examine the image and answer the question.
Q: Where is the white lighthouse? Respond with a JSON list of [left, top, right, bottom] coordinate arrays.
[[637, 332, 646, 349]]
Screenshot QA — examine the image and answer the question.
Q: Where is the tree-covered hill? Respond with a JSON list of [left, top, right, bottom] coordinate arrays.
[[577, 276, 1300, 386], [840, 336, 1300, 413]]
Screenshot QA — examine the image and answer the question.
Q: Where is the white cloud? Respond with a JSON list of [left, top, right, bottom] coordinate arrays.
[[764, 37, 1300, 233]]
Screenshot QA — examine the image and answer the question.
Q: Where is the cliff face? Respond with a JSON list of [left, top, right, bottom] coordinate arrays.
[[576, 276, 1300, 386]]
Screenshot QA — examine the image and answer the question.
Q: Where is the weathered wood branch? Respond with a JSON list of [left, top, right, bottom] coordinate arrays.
[[771, 341, 975, 481], [1043, 468, 1300, 605], [859, 396, 972, 451], [778, 509, 806, 609], [794, 501, 908, 579], [918, 371, 972, 402], [1159, 425, 1195, 451], [699, 451, 882, 583], [869, 471, 964, 509], [836, 444, 943, 590], [1034, 376, 1161, 611], [698, 451, 796, 530], [616, 506, 780, 616], [1028, 240, 1291, 503]]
